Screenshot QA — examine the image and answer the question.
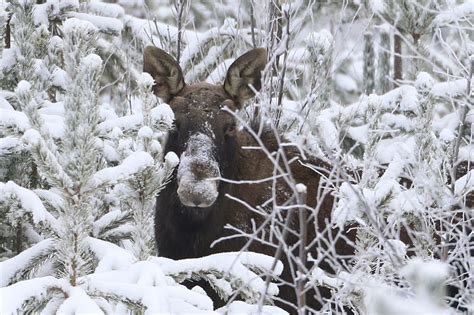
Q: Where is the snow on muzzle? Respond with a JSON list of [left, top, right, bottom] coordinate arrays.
[[177, 133, 220, 208]]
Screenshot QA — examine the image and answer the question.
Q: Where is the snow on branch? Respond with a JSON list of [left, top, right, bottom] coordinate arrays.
[[0, 181, 57, 228], [0, 238, 54, 287], [0, 276, 69, 314], [86, 237, 136, 272], [84, 151, 154, 191], [69, 12, 123, 35], [22, 129, 74, 191], [152, 252, 283, 302]]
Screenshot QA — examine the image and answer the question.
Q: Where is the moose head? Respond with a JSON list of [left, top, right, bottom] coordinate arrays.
[[144, 46, 267, 212]]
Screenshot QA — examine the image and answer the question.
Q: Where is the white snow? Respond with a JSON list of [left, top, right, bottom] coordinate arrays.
[[369, 0, 386, 14], [33, 188, 65, 210], [87, 237, 136, 272], [22, 128, 42, 145], [164, 151, 180, 168], [137, 72, 155, 87], [217, 301, 288, 314], [380, 85, 418, 112], [401, 258, 449, 295], [435, 0, 474, 25], [454, 170, 474, 196], [56, 286, 104, 314], [0, 136, 22, 155], [305, 29, 333, 53], [335, 73, 358, 93], [151, 103, 175, 130], [86, 1, 125, 18], [0, 181, 58, 227], [15, 80, 32, 95], [0, 95, 13, 110], [296, 183, 307, 194], [70, 12, 123, 34], [0, 239, 54, 287], [0, 276, 68, 314], [137, 125, 153, 138], [63, 17, 99, 35], [152, 252, 283, 298], [81, 53, 103, 71], [52, 67, 69, 89], [98, 113, 143, 134], [431, 79, 467, 99], [347, 124, 369, 144], [415, 72, 435, 91], [85, 151, 154, 190], [206, 59, 234, 85]]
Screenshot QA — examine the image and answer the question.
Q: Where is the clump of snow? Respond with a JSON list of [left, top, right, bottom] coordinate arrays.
[[333, 182, 363, 226], [70, 12, 123, 34], [22, 129, 42, 145], [149, 140, 162, 154], [217, 301, 288, 315], [0, 137, 22, 155], [369, 0, 386, 13], [435, 1, 474, 25], [87, 237, 136, 272], [137, 72, 155, 87], [152, 251, 283, 298], [401, 258, 449, 296], [85, 151, 154, 190], [0, 95, 13, 110], [0, 181, 57, 227], [384, 239, 407, 258], [86, 1, 125, 18], [0, 109, 30, 132], [431, 79, 467, 99], [52, 67, 69, 89], [335, 73, 358, 93], [98, 114, 143, 134], [296, 183, 307, 194], [364, 282, 450, 315], [375, 136, 416, 164], [454, 170, 474, 195], [380, 85, 418, 112], [305, 29, 333, 54], [80, 54, 103, 71], [415, 72, 435, 92], [347, 124, 369, 144], [138, 125, 153, 138], [165, 151, 180, 168], [15, 80, 32, 95], [0, 276, 69, 314], [432, 112, 459, 143], [63, 17, 98, 35], [56, 286, 103, 314], [0, 239, 54, 286]]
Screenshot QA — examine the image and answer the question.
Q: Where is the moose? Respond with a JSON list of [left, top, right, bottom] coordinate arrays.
[[143, 46, 356, 313]]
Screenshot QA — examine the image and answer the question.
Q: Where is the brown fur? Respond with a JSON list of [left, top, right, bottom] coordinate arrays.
[[144, 46, 354, 313]]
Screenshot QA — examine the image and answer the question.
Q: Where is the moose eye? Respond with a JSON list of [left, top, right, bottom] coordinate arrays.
[[224, 123, 236, 136]]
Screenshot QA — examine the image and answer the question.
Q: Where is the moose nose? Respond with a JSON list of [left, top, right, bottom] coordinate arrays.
[[193, 198, 211, 208], [178, 192, 216, 208]]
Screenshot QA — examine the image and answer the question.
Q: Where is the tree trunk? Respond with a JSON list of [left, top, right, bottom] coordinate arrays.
[[394, 31, 402, 84]]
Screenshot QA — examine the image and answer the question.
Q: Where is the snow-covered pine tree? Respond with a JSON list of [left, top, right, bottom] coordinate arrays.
[[1, 1, 287, 312]]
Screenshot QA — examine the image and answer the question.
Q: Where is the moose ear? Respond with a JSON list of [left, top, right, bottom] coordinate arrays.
[[223, 48, 267, 108], [143, 46, 185, 102]]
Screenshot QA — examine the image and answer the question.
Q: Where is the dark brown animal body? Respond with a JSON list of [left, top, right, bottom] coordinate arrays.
[[144, 46, 354, 313]]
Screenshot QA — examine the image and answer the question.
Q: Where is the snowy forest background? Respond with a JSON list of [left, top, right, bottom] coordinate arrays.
[[0, 0, 472, 313]]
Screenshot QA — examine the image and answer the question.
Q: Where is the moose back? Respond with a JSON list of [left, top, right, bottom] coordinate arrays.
[[143, 46, 354, 313]]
